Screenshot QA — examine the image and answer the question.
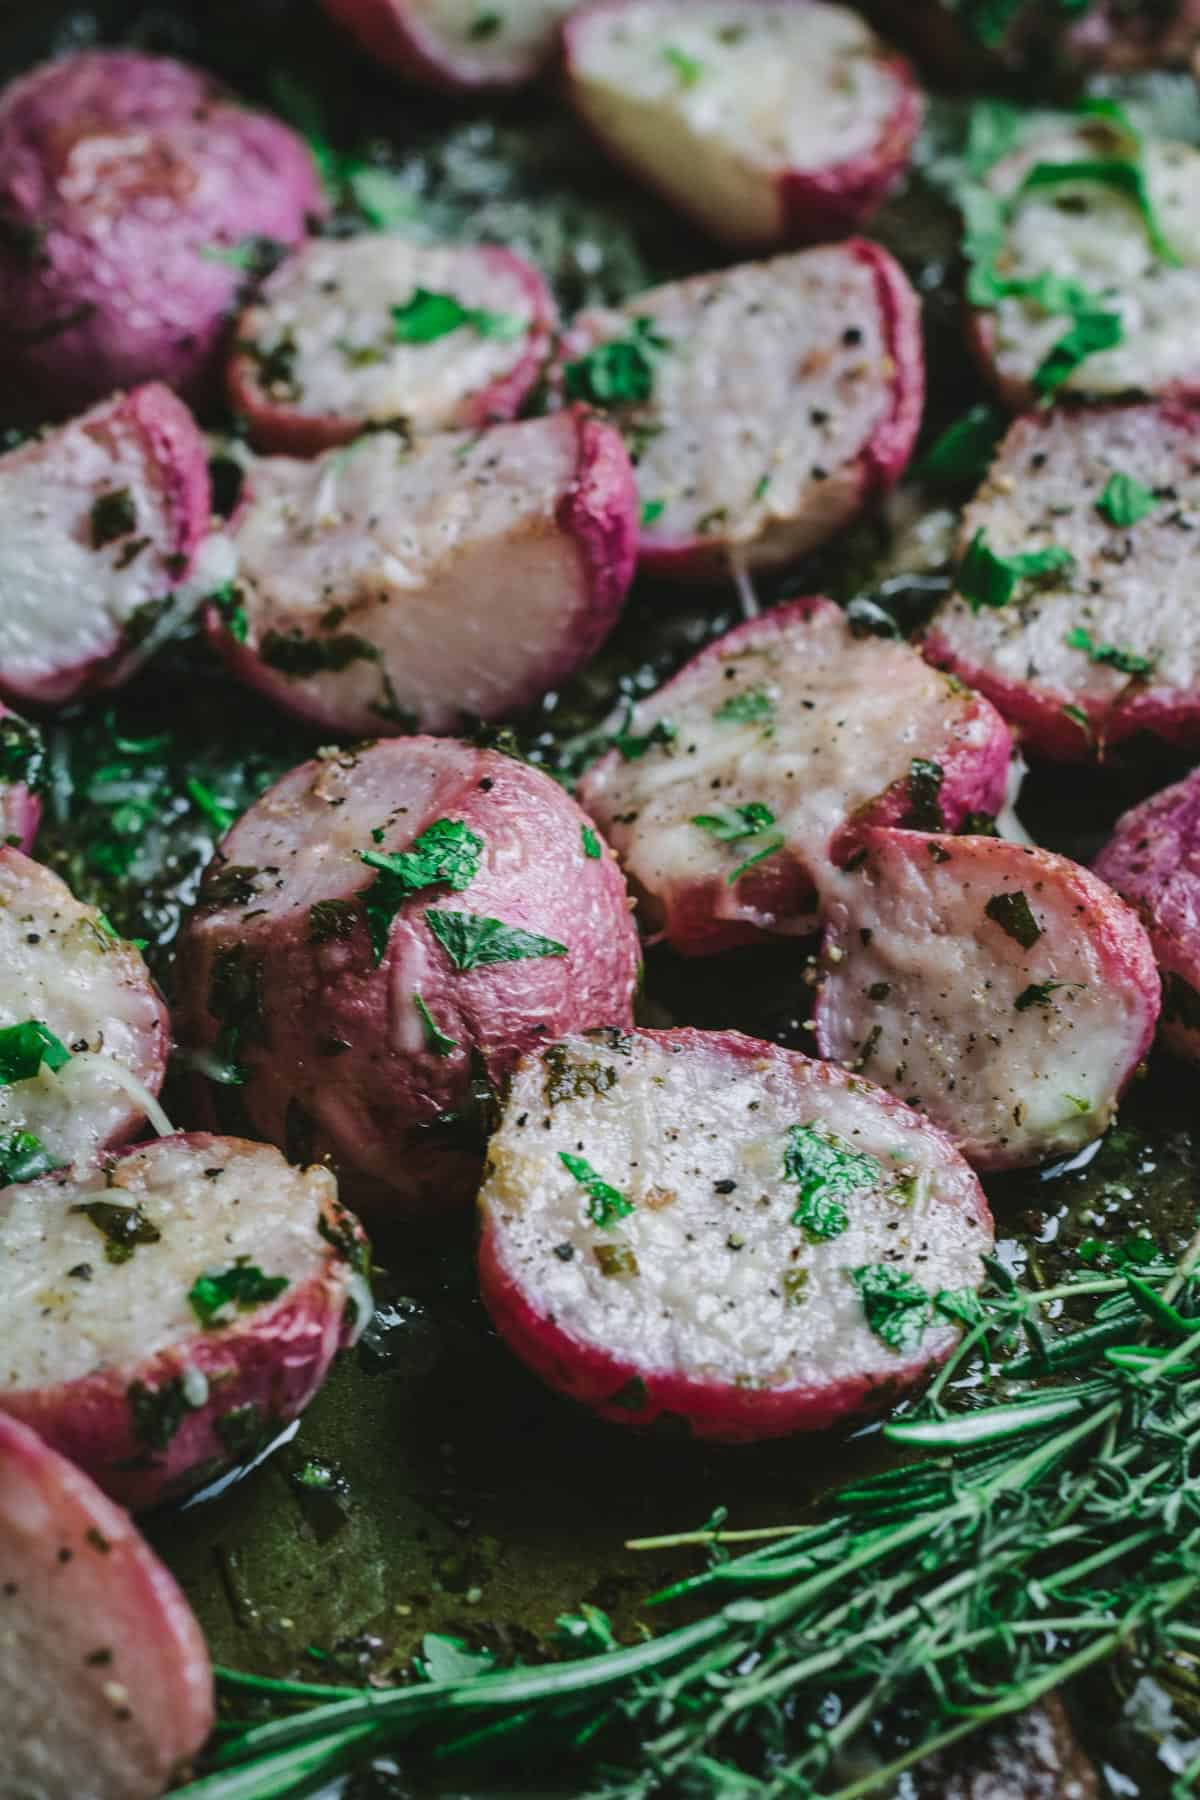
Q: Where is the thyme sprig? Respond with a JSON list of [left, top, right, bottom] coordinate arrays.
[[175, 1235, 1200, 1798]]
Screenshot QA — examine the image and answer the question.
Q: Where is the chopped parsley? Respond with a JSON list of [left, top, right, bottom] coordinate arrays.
[[903, 759, 945, 832], [581, 825, 602, 860], [391, 287, 525, 344], [559, 1152, 634, 1229], [0, 711, 45, 790], [468, 11, 503, 41], [425, 911, 567, 972], [714, 688, 774, 725], [71, 1201, 161, 1265], [259, 630, 379, 678], [984, 890, 1043, 949], [0, 1128, 62, 1185], [728, 837, 784, 886], [852, 1264, 932, 1354], [358, 819, 483, 965], [1015, 980, 1069, 1012], [188, 1261, 290, 1328], [563, 316, 670, 409], [414, 993, 458, 1058], [784, 1124, 882, 1239], [0, 1020, 71, 1086], [210, 581, 248, 644], [691, 802, 776, 844], [919, 404, 1004, 487], [207, 945, 267, 1071], [1064, 627, 1153, 677], [1033, 310, 1124, 399], [662, 44, 704, 86], [308, 898, 358, 944], [957, 530, 1075, 611], [90, 488, 137, 549], [641, 499, 666, 527], [1096, 471, 1158, 527], [128, 1376, 200, 1451], [1018, 154, 1180, 270], [612, 715, 677, 760]]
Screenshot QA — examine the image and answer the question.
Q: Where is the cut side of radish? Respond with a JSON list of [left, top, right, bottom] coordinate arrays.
[[320, 0, 575, 90]]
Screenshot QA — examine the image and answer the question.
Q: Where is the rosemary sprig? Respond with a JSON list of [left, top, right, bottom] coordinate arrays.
[[174, 1237, 1200, 1798]]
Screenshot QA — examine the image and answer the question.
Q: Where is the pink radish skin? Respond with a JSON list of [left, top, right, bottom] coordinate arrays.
[[558, 241, 923, 580], [319, 0, 574, 91], [174, 740, 640, 1215], [0, 1135, 370, 1511], [0, 1411, 213, 1800], [0, 703, 42, 851], [479, 1028, 993, 1441], [0, 51, 325, 416], [0, 384, 211, 709], [578, 598, 1012, 955], [207, 408, 637, 736], [813, 828, 1162, 1170], [227, 239, 558, 456], [1094, 767, 1200, 1064], [564, 0, 923, 250]]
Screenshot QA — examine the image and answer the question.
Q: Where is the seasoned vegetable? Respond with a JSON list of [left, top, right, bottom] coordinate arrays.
[[866, 0, 1200, 80], [0, 1135, 369, 1510], [320, 0, 576, 91], [578, 598, 1012, 953], [0, 50, 324, 414], [555, 240, 923, 577], [228, 237, 557, 454], [0, 1411, 213, 1799], [565, 0, 922, 248], [209, 409, 637, 735], [479, 1027, 992, 1439], [175, 739, 639, 1213], [814, 827, 1161, 1169]]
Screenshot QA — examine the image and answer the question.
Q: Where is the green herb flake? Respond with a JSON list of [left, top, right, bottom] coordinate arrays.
[[641, 499, 666, 527], [70, 1201, 162, 1265], [581, 825, 603, 860], [127, 1376, 199, 1452], [1064, 626, 1153, 677], [852, 1264, 932, 1354], [391, 287, 525, 345], [958, 530, 1076, 612], [188, 1260, 290, 1328], [714, 688, 774, 725], [426, 911, 567, 972], [1018, 155, 1181, 270], [210, 581, 248, 644], [560, 1151, 634, 1229], [414, 993, 458, 1058], [90, 488, 137, 549], [613, 716, 677, 761], [0, 1020, 71, 1086], [0, 1129, 63, 1186], [214, 1402, 267, 1459], [308, 898, 358, 945], [358, 819, 484, 964], [727, 836, 785, 886], [1096, 471, 1158, 527], [0, 712, 45, 790], [662, 44, 704, 86], [919, 404, 1004, 487], [563, 316, 670, 409], [784, 1124, 883, 1239], [903, 759, 945, 832], [259, 630, 379, 679], [691, 802, 776, 844], [984, 890, 1043, 949], [1033, 310, 1124, 399], [1015, 980, 1067, 1012]]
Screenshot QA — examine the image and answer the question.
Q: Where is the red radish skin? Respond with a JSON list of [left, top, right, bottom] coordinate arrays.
[[557, 241, 923, 580], [1094, 767, 1200, 1064], [478, 1028, 992, 1441], [319, 0, 574, 90], [0, 702, 42, 851], [0, 51, 325, 416], [923, 404, 1200, 762], [0, 384, 211, 709], [578, 598, 1012, 955], [208, 409, 638, 736], [0, 847, 169, 1172], [0, 1135, 370, 1511], [564, 0, 923, 250], [228, 239, 558, 455], [174, 739, 640, 1215], [813, 828, 1161, 1170], [0, 1412, 214, 1800]]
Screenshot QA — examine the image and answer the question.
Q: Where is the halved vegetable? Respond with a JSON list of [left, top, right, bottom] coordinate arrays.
[[0, 702, 43, 851], [813, 828, 1161, 1169], [0, 848, 169, 1181], [564, 0, 922, 249], [479, 1027, 993, 1441], [0, 384, 211, 709], [0, 1411, 214, 1799], [0, 1134, 370, 1510], [208, 408, 637, 735], [968, 119, 1200, 410], [866, 0, 1200, 80], [320, 0, 575, 91], [1094, 766, 1200, 1064], [174, 739, 640, 1214], [577, 598, 1012, 954], [923, 403, 1200, 761], [555, 240, 923, 578], [228, 237, 558, 455]]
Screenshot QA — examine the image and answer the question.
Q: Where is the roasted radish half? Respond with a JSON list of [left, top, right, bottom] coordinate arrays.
[[0, 1135, 370, 1510], [564, 0, 922, 249], [320, 0, 575, 91], [478, 1028, 992, 1441], [1094, 766, 1200, 1064], [209, 409, 637, 735], [556, 241, 923, 578], [866, 0, 1200, 80], [228, 237, 558, 455], [577, 599, 1012, 954], [0, 848, 169, 1184], [0, 385, 211, 709], [174, 739, 640, 1214], [0, 703, 43, 851], [0, 1412, 214, 1799], [813, 829, 1161, 1170], [924, 403, 1200, 761], [968, 119, 1200, 410]]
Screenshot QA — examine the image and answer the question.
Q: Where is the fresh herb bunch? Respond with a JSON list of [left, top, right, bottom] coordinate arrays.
[[173, 1231, 1200, 1798]]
